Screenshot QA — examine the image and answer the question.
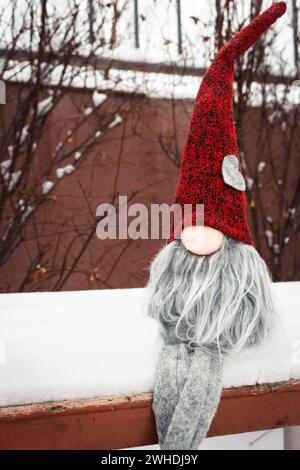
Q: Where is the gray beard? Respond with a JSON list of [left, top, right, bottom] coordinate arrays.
[[144, 238, 280, 354]]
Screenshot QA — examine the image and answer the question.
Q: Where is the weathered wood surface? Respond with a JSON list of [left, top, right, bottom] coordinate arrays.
[[0, 380, 300, 449]]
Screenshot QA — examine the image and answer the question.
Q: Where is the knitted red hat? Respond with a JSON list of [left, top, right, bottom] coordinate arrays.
[[170, 2, 286, 245]]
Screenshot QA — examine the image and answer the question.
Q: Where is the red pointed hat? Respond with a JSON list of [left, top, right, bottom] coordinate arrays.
[[170, 2, 286, 245]]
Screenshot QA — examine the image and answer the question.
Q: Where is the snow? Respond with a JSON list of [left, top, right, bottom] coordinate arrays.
[[74, 151, 82, 161], [7, 146, 14, 158], [257, 162, 266, 173], [42, 180, 54, 195], [265, 230, 273, 247], [0, 159, 11, 175], [0, 0, 296, 75], [84, 106, 93, 116], [20, 205, 34, 223], [92, 91, 107, 107], [0, 341, 5, 365], [1, 220, 13, 242], [246, 176, 254, 191], [0, 0, 296, 105], [5, 58, 297, 104], [18, 199, 25, 210], [56, 164, 75, 179], [18, 124, 29, 145], [268, 110, 281, 124], [18, 199, 34, 221], [37, 96, 53, 117], [281, 121, 287, 132], [0, 282, 299, 408], [108, 114, 122, 129], [7, 170, 21, 191], [289, 208, 296, 219], [0, 79, 5, 104], [94, 0, 294, 76]]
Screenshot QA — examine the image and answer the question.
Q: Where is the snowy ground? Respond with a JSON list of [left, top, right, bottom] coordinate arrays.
[[0, 282, 300, 407]]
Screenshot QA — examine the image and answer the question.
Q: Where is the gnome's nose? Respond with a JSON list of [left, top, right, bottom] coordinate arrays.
[[181, 226, 224, 255]]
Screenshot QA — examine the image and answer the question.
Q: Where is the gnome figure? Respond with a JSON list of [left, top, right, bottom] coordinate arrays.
[[145, 2, 287, 450]]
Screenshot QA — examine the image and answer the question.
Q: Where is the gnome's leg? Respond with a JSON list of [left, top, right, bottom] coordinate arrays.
[[154, 345, 223, 451], [152, 343, 190, 446]]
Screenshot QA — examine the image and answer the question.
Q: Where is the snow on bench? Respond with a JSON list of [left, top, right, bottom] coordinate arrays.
[[0, 282, 300, 449], [1, 283, 300, 407]]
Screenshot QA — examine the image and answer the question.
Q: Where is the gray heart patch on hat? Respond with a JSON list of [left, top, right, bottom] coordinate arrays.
[[222, 154, 246, 191]]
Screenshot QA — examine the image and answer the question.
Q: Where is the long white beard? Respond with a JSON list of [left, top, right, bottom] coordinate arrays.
[[144, 238, 280, 355]]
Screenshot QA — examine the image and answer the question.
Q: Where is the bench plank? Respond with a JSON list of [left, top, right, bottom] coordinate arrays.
[[0, 381, 300, 449]]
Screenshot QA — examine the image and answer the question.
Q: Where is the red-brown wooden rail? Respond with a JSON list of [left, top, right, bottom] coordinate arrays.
[[0, 380, 300, 449]]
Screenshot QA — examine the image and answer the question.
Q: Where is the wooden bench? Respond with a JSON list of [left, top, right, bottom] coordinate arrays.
[[1, 380, 300, 450]]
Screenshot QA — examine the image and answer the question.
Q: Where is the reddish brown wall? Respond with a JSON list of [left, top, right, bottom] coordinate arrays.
[[0, 83, 299, 292]]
